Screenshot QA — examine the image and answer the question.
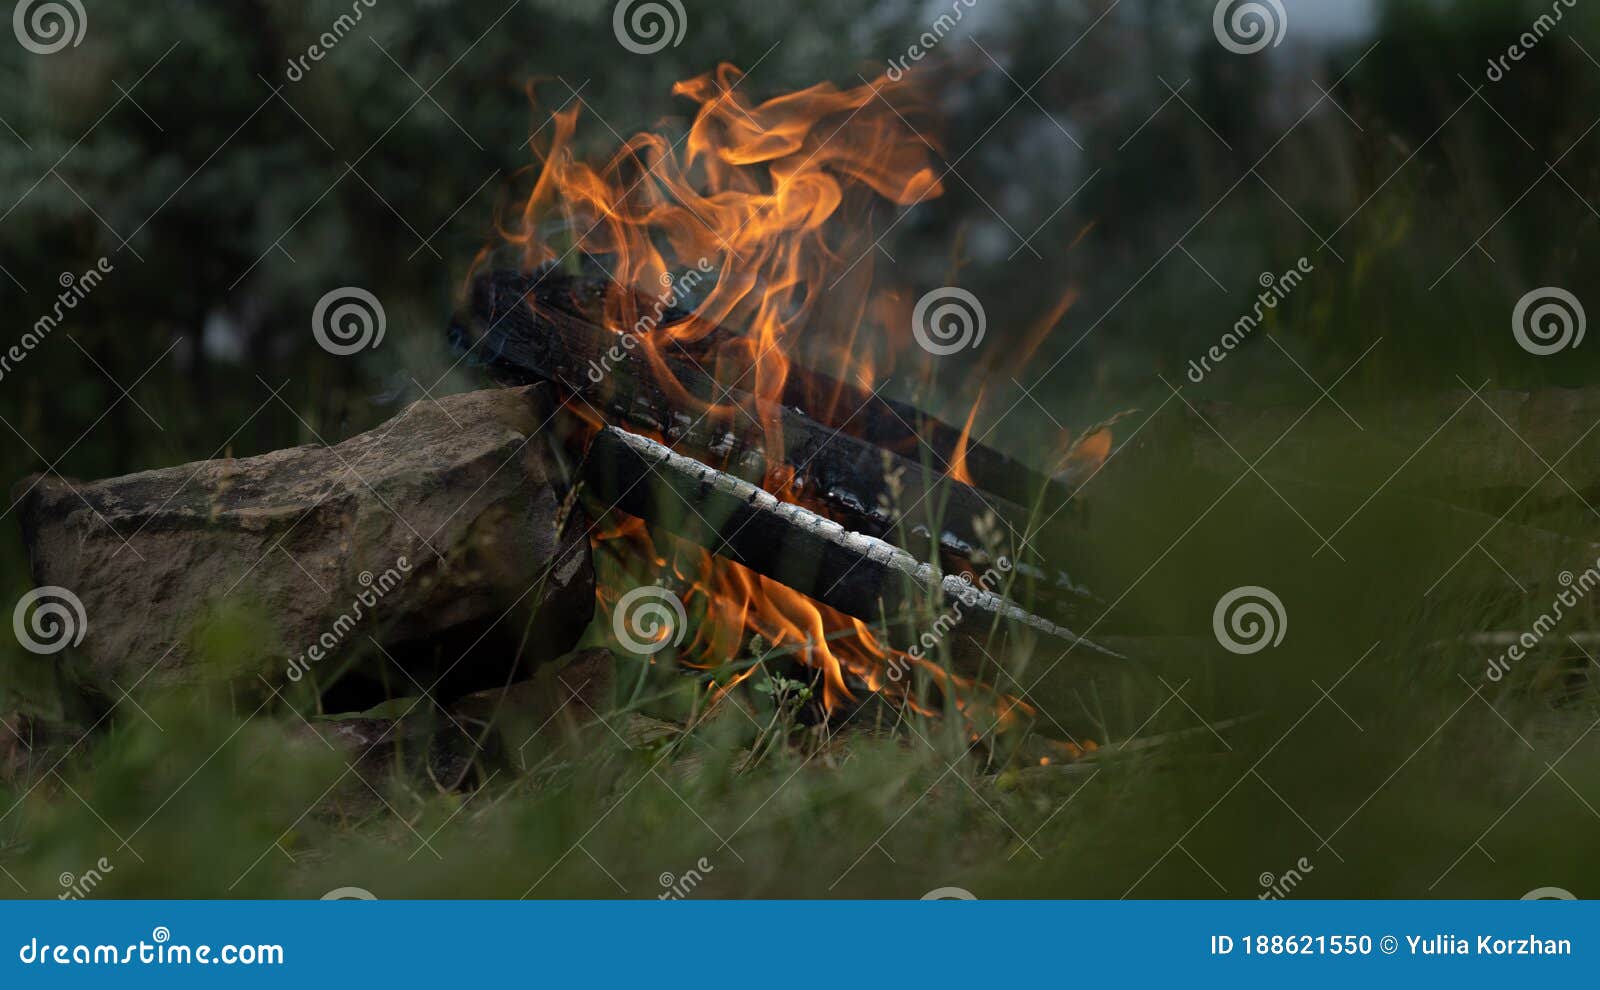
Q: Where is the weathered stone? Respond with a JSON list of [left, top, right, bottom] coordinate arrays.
[[15, 385, 594, 704]]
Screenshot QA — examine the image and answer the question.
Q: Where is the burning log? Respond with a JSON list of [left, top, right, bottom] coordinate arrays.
[[456, 269, 1026, 543], [581, 424, 1117, 659], [498, 270, 1074, 508], [455, 268, 1096, 619]]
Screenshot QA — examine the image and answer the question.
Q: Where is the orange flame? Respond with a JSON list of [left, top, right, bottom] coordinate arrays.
[[594, 522, 1033, 730], [500, 64, 1064, 736], [496, 64, 944, 471], [946, 392, 984, 487]]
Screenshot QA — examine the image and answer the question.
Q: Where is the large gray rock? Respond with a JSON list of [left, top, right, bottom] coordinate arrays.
[[16, 385, 593, 704]]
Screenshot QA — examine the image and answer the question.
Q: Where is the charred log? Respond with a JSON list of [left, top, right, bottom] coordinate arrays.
[[581, 424, 1117, 659], [498, 269, 1076, 508], [454, 268, 1095, 618]]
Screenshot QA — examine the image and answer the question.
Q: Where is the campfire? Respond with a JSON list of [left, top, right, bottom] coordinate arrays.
[[16, 62, 1119, 760], [451, 63, 1117, 738]]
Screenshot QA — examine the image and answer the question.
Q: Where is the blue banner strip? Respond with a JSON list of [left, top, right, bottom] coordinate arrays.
[[1, 900, 1590, 987]]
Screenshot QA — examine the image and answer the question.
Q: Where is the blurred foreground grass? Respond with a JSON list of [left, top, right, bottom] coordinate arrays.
[[5, 400, 1599, 900]]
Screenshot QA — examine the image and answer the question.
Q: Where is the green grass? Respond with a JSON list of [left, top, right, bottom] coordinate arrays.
[[5, 410, 1600, 901]]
